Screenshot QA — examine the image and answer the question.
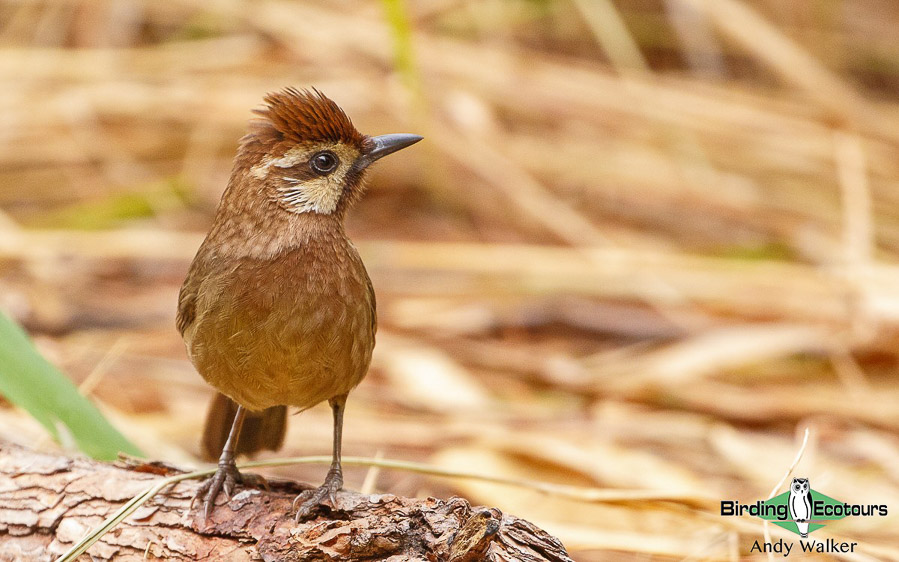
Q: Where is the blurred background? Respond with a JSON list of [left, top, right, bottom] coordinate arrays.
[[1, 0, 899, 559]]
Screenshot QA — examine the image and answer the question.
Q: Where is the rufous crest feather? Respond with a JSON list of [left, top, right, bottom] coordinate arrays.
[[250, 88, 365, 147]]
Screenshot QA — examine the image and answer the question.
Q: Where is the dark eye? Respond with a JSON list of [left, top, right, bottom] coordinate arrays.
[[310, 151, 339, 175]]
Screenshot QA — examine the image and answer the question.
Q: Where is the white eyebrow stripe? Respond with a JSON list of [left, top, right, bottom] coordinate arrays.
[[272, 154, 305, 168]]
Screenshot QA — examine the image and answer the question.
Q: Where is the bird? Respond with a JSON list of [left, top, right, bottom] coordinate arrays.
[[788, 477, 812, 538], [176, 87, 422, 521]]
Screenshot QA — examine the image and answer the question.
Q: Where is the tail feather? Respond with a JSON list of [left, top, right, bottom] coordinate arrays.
[[200, 392, 287, 461]]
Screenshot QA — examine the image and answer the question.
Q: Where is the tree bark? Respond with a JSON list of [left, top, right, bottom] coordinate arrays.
[[0, 444, 573, 561]]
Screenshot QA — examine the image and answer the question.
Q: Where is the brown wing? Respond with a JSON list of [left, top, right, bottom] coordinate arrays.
[[176, 246, 209, 337], [176, 285, 196, 337], [364, 268, 377, 340], [176, 270, 199, 337]]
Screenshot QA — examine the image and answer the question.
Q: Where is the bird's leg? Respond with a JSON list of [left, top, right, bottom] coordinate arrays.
[[294, 393, 347, 521], [193, 405, 255, 520]]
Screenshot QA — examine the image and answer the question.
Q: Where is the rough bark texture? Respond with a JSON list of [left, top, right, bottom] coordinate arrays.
[[0, 444, 573, 561]]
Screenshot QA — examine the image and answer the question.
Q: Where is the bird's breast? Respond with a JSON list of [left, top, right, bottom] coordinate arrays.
[[183, 242, 376, 411]]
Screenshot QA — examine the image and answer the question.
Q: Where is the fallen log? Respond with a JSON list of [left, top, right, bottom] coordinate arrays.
[[0, 444, 573, 561]]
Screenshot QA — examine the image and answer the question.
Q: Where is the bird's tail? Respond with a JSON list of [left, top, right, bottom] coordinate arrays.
[[200, 392, 287, 461]]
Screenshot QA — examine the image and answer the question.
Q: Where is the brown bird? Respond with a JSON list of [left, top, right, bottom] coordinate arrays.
[[177, 88, 421, 520]]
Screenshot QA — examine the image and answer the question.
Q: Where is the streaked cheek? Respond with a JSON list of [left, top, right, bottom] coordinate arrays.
[[278, 166, 350, 215]]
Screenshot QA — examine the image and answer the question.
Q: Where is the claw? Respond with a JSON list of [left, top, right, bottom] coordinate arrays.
[[294, 468, 343, 522], [328, 487, 338, 507], [291, 491, 305, 513], [193, 462, 267, 520]]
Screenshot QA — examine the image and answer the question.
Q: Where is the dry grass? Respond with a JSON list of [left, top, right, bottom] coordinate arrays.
[[1, 0, 899, 559]]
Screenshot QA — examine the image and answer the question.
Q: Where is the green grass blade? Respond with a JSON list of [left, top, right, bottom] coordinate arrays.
[[0, 311, 142, 460], [56, 454, 705, 561], [56, 468, 213, 562]]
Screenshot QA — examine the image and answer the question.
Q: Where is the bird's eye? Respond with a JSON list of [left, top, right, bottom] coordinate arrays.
[[310, 151, 339, 175]]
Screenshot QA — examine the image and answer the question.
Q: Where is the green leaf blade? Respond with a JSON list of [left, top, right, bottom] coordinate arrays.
[[0, 311, 142, 460]]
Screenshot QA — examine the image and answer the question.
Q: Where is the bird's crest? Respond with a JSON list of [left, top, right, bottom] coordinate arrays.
[[249, 88, 365, 147]]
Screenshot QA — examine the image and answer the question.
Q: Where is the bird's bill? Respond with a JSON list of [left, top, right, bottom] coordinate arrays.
[[361, 133, 423, 166]]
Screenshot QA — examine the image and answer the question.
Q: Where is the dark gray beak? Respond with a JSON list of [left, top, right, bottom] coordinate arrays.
[[360, 133, 423, 167]]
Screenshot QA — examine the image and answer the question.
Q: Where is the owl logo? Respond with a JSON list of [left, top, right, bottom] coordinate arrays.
[[789, 477, 813, 538]]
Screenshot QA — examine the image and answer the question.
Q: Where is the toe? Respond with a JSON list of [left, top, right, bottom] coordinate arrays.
[[327, 487, 338, 508], [293, 481, 344, 522], [194, 467, 240, 520], [222, 476, 235, 500], [294, 501, 312, 522], [293, 489, 324, 522], [203, 491, 217, 520], [292, 489, 311, 513], [190, 485, 205, 510]]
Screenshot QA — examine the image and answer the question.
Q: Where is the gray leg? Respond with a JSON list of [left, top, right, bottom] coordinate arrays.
[[294, 394, 348, 521], [194, 406, 247, 520]]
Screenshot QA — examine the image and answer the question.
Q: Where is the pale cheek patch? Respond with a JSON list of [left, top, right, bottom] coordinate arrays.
[[273, 144, 359, 215], [279, 172, 347, 214]]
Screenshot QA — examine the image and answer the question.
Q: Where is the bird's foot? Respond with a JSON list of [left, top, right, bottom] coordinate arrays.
[[192, 460, 267, 520], [293, 467, 343, 522]]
